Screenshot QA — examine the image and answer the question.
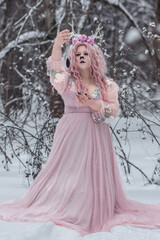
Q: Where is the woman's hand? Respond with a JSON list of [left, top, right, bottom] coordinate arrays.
[[76, 92, 101, 112], [51, 29, 70, 61], [54, 29, 71, 47]]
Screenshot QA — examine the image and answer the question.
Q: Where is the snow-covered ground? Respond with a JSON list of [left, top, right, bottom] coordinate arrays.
[[0, 117, 160, 240]]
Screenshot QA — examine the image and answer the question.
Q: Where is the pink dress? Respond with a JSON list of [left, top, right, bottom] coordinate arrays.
[[0, 56, 160, 236]]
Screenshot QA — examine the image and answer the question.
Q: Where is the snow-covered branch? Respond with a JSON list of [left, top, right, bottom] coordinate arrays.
[[106, 0, 153, 58], [0, 31, 45, 60]]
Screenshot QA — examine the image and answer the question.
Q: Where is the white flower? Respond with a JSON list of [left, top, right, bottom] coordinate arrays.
[[54, 73, 66, 83], [105, 78, 112, 87]]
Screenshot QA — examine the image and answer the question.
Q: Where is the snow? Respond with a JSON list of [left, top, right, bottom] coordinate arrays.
[[107, 0, 119, 5], [125, 27, 142, 45], [0, 117, 160, 239]]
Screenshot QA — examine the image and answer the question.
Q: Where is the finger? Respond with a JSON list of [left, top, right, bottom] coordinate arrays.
[[87, 94, 92, 99], [76, 96, 84, 104], [61, 29, 70, 32], [79, 95, 86, 100], [81, 94, 90, 100], [81, 100, 85, 103], [62, 32, 71, 36], [78, 95, 86, 103], [77, 92, 87, 101], [62, 35, 70, 40], [84, 92, 92, 98], [63, 37, 70, 41], [61, 29, 70, 34], [60, 33, 70, 38], [60, 33, 69, 37], [62, 33, 70, 37], [86, 96, 92, 100], [63, 39, 70, 43], [61, 34, 70, 41]]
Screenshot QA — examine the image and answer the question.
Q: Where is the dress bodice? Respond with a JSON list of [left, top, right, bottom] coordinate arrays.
[[61, 79, 102, 113], [46, 56, 119, 124]]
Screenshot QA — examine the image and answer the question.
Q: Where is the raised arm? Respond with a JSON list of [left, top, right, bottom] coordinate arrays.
[[91, 78, 119, 124], [46, 29, 70, 94]]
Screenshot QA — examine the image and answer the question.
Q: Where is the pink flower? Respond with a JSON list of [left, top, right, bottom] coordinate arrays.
[[72, 35, 95, 46], [87, 38, 94, 45], [79, 35, 87, 42], [72, 38, 79, 45]]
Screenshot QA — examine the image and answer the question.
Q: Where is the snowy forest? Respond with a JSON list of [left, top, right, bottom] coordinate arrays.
[[0, 0, 160, 186]]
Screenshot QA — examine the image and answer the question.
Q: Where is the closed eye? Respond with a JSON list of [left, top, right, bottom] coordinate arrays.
[[76, 53, 88, 56]]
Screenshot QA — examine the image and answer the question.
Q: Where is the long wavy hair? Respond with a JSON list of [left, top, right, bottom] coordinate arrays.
[[65, 41, 112, 101]]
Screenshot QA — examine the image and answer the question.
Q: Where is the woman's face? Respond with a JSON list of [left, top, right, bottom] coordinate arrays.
[[75, 45, 91, 71]]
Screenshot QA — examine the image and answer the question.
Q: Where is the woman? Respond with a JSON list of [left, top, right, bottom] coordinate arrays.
[[0, 28, 160, 236]]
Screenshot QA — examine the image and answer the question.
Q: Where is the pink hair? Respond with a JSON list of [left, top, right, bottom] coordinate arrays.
[[65, 41, 112, 101]]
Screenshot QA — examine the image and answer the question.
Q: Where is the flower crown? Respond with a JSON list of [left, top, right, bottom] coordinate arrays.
[[69, 20, 104, 46], [72, 35, 95, 46]]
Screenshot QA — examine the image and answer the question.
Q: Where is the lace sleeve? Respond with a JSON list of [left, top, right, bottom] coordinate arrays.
[[46, 56, 69, 95], [91, 78, 119, 124]]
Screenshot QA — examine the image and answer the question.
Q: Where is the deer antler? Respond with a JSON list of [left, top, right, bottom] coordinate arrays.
[[68, 21, 104, 42], [68, 20, 79, 38], [90, 23, 104, 39]]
